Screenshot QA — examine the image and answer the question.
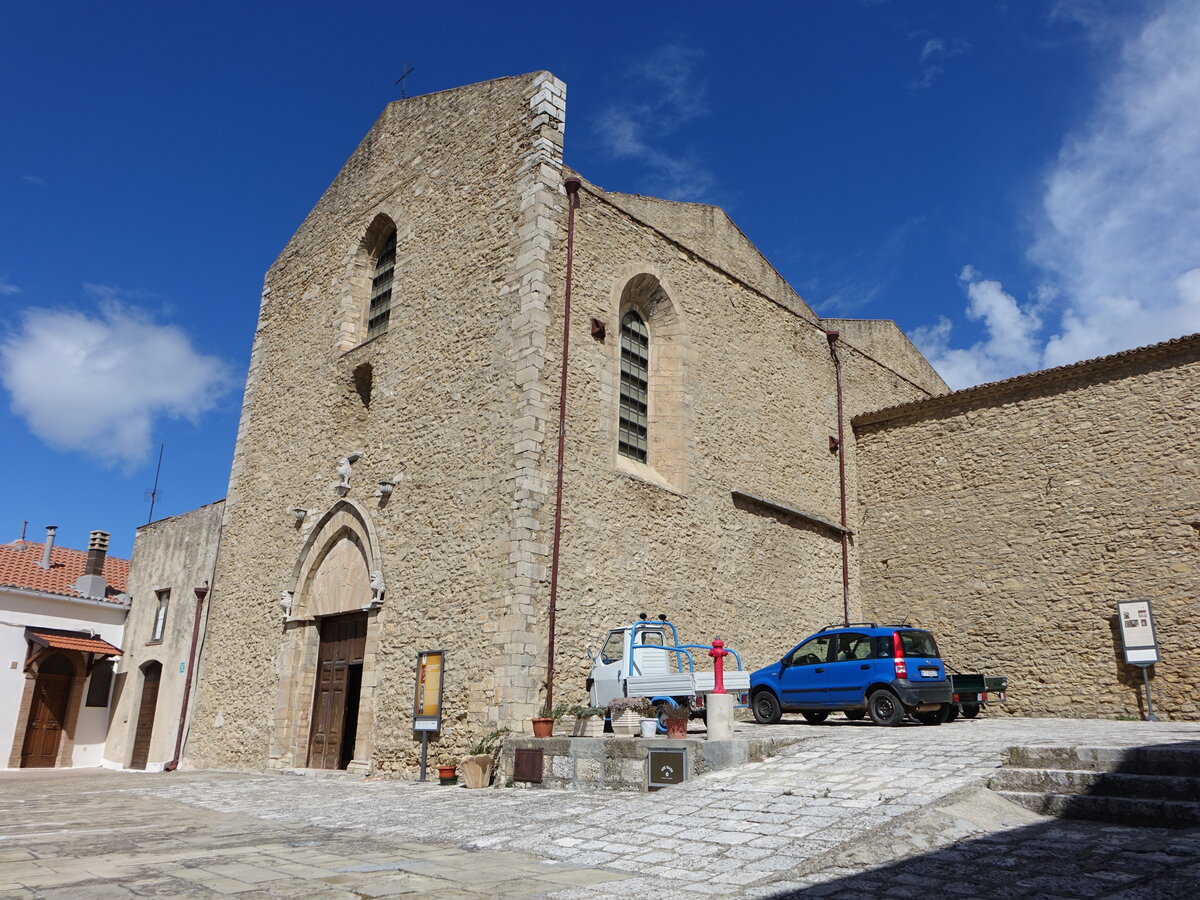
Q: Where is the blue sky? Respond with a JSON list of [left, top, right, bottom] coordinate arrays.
[[2, 1, 1198, 559]]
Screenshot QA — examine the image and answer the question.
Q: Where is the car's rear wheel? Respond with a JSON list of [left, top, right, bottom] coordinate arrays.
[[961, 703, 981, 719], [752, 690, 782, 724], [801, 710, 829, 725], [867, 690, 903, 727], [914, 703, 951, 726], [945, 704, 960, 723], [844, 709, 866, 721]]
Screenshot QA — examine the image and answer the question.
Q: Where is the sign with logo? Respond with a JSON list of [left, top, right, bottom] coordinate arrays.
[[647, 747, 687, 792], [413, 650, 445, 732], [1117, 600, 1159, 666]]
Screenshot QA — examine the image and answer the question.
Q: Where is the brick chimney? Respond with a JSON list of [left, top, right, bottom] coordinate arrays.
[[74, 530, 110, 599]]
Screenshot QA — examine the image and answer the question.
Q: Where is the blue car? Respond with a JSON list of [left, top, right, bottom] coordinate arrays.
[[749, 623, 952, 726]]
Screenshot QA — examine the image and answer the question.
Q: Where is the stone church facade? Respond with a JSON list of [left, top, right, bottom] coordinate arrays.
[[184, 72, 946, 773]]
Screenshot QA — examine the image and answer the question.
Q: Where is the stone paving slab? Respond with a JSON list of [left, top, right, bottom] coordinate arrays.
[[3, 717, 1200, 897]]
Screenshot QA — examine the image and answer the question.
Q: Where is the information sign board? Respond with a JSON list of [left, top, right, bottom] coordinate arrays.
[[647, 747, 688, 792], [1117, 599, 1159, 666], [413, 649, 445, 733]]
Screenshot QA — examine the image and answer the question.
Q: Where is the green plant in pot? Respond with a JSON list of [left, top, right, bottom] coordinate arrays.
[[661, 702, 691, 738], [574, 706, 606, 737], [461, 727, 509, 789]]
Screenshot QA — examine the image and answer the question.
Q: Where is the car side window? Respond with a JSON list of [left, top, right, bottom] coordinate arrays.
[[601, 631, 625, 664], [834, 632, 871, 661], [787, 635, 833, 667]]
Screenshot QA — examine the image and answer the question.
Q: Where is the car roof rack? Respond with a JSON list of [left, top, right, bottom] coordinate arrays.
[[818, 622, 878, 631]]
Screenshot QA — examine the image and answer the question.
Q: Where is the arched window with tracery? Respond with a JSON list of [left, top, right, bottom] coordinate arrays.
[[618, 310, 650, 463], [367, 229, 396, 339]]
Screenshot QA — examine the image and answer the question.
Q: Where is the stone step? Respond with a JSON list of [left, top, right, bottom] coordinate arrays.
[[989, 767, 1200, 802], [996, 790, 1200, 828], [1001, 744, 1200, 777]]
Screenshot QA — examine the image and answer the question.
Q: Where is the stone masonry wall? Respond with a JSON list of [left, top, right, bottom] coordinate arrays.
[[854, 339, 1200, 719], [107, 501, 224, 770], [187, 73, 566, 772], [530, 179, 941, 708]]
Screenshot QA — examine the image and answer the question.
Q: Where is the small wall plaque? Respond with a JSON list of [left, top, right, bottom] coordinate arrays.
[[647, 747, 687, 792], [514, 748, 543, 783]]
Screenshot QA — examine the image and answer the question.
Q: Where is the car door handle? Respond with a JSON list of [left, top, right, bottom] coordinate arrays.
[[815, 668, 825, 673], [860, 664, 870, 670]]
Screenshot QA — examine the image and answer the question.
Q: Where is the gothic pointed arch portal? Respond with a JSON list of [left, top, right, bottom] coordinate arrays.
[[273, 499, 384, 773]]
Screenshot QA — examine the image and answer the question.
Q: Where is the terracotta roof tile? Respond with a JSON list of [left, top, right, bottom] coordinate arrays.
[[27, 630, 123, 655], [0, 539, 129, 603]]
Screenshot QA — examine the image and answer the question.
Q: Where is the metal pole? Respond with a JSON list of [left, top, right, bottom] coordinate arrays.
[[1142, 666, 1158, 721], [418, 732, 429, 781]]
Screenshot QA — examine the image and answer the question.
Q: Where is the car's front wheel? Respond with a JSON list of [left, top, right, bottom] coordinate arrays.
[[752, 690, 782, 724], [801, 710, 829, 725], [867, 689, 904, 727]]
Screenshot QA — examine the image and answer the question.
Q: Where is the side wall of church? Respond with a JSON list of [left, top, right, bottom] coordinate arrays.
[[854, 341, 1200, 719], [187, 72, 568, 771], [532, 183, 941, 704]]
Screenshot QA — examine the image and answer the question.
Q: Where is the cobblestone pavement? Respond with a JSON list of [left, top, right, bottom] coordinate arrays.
[[3, 717, 1199, 898]]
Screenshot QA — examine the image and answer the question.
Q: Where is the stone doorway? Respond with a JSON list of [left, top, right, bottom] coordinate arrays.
[[307, 612, 367, 770], [20, 654, 73, 767], [130, 661, 162, 770]]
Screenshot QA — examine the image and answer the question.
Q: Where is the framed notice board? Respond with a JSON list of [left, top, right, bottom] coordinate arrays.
[[413, 649, 445, 732], [1117, 600, 1159, 667]]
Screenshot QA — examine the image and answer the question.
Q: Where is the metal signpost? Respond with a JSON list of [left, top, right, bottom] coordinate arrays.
[[1116, 599, 1159, 721], [412, 649, 445, 781]]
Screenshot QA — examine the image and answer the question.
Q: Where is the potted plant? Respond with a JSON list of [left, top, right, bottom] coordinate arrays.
[[574, 706, 606, 737], [609, 697, 650, 737], [436, 764, 457, 785], [662, 702, 691, 739], [551, 702, 580, 737], [531, 710, 554, 738], [461, 727, 509, 789]]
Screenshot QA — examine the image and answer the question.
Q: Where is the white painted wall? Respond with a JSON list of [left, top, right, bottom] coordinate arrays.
[[0, 589, 127, 769]]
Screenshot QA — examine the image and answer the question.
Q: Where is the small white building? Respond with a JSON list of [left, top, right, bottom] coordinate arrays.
[[1, 527, 128, 769]]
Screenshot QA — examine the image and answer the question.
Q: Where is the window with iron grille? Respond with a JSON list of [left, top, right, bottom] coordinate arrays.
[[367, 230, 396, 339], [618, 310, 649, 462]]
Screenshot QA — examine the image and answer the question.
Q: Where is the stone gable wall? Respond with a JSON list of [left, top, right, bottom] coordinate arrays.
[[854, 347, 1200, 719], [187, 73, 567, 772]]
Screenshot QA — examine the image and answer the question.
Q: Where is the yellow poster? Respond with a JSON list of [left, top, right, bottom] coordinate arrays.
[[417, 651, 443, 718]]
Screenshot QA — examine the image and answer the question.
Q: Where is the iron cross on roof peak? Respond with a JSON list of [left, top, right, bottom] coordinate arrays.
[[395, 62, 415, 99]]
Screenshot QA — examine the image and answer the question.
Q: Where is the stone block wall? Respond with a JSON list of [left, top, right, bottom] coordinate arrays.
[[854, 337, 1200, 719]]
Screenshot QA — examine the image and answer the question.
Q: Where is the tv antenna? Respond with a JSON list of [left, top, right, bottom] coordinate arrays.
[[146, 443, 165, 524], [395, 61, 415, 99]]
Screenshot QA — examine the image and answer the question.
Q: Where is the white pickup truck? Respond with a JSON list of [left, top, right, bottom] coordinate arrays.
[[586, 616, 750, 727]]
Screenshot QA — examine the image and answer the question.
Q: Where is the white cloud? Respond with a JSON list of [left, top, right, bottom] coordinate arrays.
[[913, 267, 1044, 388], [916, 2, 1200, 387], [593, 45, 717, 201], [0, 298, 234, 468], [21, 174, 46, 187], [911, 35, 970, 90], [0, 274, 19, 295]]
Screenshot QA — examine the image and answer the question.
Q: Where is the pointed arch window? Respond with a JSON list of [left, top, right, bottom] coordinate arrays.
[[366, 230, 396, 339], [618, 310, 650, 462]]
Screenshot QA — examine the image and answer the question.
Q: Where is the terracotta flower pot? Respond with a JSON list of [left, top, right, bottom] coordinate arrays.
[[461, 754, 493, 789], [436, 764, 457, 785], [531, 716, 554, 738], [666, 718, 688, 739]]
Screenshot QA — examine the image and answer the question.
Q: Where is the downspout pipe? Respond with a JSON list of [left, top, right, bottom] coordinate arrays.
[[544, 175, 582, 717], [165, 581, 207, 771], [826, 330, 851, 626]]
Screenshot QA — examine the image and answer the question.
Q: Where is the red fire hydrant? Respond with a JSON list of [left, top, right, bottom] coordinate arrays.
[[709, 638, 728, 695]]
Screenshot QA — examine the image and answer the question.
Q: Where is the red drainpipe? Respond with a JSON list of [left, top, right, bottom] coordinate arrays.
[[544, 175, 582, 717], [164, 582, 207, 771], [826, 330, 851, 626]]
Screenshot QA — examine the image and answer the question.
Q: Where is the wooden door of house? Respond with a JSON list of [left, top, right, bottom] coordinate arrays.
[[130, 662, 162, 770], [307, 612, 367, 769], [20, 654, 74, 767]]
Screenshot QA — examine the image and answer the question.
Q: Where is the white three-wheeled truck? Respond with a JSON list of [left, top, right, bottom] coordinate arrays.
[[586, 615, 750, 731]]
